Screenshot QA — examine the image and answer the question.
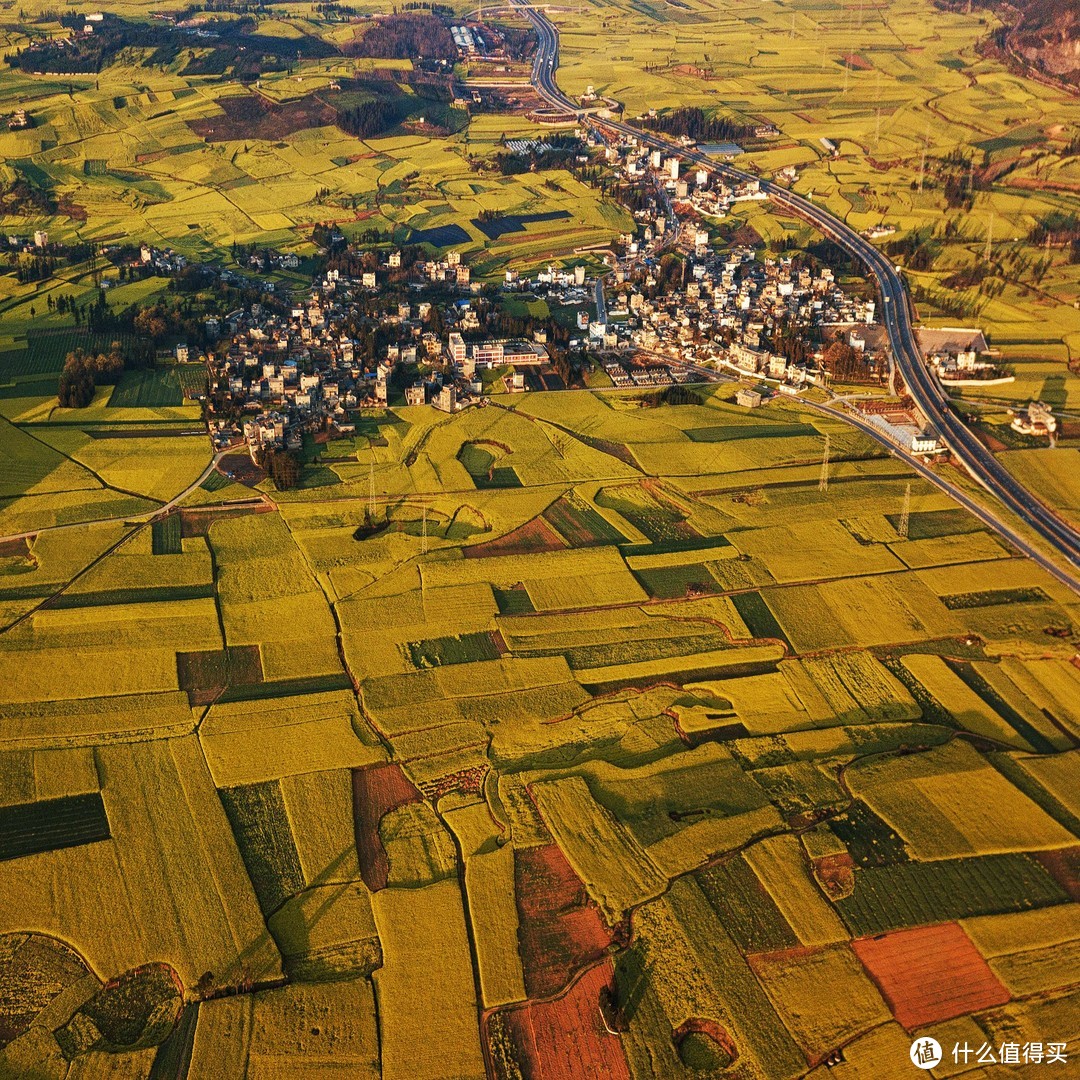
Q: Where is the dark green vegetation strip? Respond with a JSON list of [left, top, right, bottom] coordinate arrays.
[[947, 660, 1057, 754], [516, 630, 728, 670], [494, 586, 534, 615], [152, 514, 183, 555], [685, 423, 817, 443], [836, 854, 1068, 936], [731, 590, 790, 646], [215, 674, 352, 703], [408, 631, 502, 668], [941, 587, 1050, 610], [828, 800, 910, 867], [542, 494, 627, 547], [634, 563, 720, 600], [109, 369, 184, 408], [695, 856, 799, 954], [884, 508, 986, 540], [218, 781, 305, 916], [619, 535, 731, 557], [48, 584, 215, 609], [0, 328, 153, 379], [199, 470, 232, 493], [0, 793, 110, 861]]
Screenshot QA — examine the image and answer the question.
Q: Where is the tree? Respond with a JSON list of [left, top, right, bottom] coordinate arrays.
[[260, 448, 302, 490]]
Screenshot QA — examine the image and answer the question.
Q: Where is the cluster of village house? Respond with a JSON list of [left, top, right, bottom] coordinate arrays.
[[133, 133, 1037, 460], [202, 234, 1002, 460]]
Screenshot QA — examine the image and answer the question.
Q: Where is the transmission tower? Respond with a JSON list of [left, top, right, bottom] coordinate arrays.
[[818, 434, 831, 493], [368, 458, 376, 518], [898, 481, 911, 539], [984, 211, 994, 263]]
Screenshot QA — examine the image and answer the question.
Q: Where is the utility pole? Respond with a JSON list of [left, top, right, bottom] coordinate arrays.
[[984, 210, 994, 263], [421, 505, 428, 554], [917, 121, 930, 193], [368, 457, 376, 519], [899, 481, 911, 539], [819, 433, 830, 493]]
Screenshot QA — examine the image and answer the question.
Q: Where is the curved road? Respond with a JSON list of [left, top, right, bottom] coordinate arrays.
[[514, 0, 1080, 587]]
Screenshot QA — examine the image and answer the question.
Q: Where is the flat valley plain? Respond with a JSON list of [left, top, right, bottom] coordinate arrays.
[[2, 380, 1080, 1077], [1, 1, 1080, 1079]]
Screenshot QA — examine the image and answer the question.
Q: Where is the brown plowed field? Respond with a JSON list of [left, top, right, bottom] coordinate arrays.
[[515, 843, 618, 999], [501, 960, 631, 1080], [852, 922, 1009, 1031], [462, 516, 566, 559], [352, 763, 423, 892], [1035, 845, 1080, 900]]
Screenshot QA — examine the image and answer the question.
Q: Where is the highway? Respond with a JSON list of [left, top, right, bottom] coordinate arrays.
[[513, 0, 1080, 586]]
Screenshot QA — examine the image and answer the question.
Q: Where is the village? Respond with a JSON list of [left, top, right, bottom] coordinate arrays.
[[197, 143, 1018, 463]]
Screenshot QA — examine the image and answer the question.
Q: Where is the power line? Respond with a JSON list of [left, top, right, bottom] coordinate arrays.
[[899, 481, 911, 539], [819, 433, 830, 492]]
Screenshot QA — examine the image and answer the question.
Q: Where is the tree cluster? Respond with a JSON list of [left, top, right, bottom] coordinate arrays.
[[256, 447, 302, 490], [641, 107, 753, 144], [335, 98, 408, 139], [57, 345, 124, 408], [347, 15, 457, 61]]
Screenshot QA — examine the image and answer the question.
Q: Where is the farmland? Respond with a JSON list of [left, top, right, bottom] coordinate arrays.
[[2, 0, 1080, 1071], [0, 33, 629, 274], [554, 0, 1080, 369], [2, 362, 1079, 1079]]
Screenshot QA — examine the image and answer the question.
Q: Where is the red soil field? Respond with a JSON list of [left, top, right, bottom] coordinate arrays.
[[1035, 845, 1080, 900], [852, 922, 1010, 1031], [352, 763, 423, 892], [462, 516, 567, 559], [0, 537, 31, 558], [501, 960, 631, 1080], [179, 503, 270, 538], [515, 844, 619, 999]]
